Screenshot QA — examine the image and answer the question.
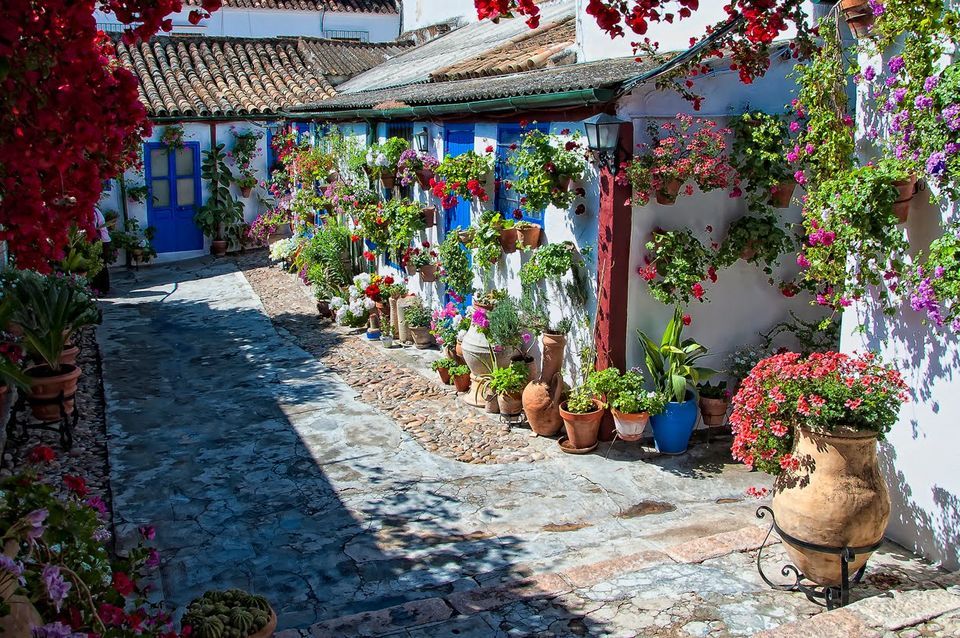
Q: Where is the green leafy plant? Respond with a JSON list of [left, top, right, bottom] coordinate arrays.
[[716, 213, 794, 275], [403, 301, 432, 328], [799, 159, 912, 313], [384, 199, 426, 255], [449, 364, 470, 377], [608, 370, 667, 414], [59, 225, 104, 279], [435, 151, 494, 192], [487, 297, 523, 351], [587, 367, 622, 402], [507, 129, 586, 213], [466, 211, 504, 269], [565, 386, 598, 414], [365, 137, 409, 179], [302, 221, 352, 298], [488, 361, 528, 396], [196, 144, 244, 241], [126, 183, 148, 203], [438, 232, 474, 301], [519, 240, 587, 307], [182, 589, 273, 638], [7, 270, 100, 371], [730, 111, 794, 205], [637, 306, 716, 403], [111, 218, 158, 263], [641, 229, 713, 305], [431, 358, 456, 372], [697, 380, 729, 400], [230, 127, 263, 192], [161, 124, 184, 149], [474, 288, 507, 308]]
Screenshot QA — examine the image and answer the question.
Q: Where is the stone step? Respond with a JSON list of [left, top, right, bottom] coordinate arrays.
[[276, 525, 774, 637]]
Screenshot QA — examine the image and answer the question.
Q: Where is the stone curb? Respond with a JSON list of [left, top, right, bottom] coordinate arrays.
[[665, 524, 775, 564]]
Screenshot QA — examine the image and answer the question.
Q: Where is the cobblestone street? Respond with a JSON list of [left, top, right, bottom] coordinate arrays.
[[96, 255, 960, 637]]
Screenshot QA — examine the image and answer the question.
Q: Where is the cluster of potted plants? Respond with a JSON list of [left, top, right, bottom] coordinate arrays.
[[229, 127, 264, 198], [505, 128, 587, 214]]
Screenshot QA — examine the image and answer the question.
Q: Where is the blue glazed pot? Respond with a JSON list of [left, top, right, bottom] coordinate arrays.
[[650, 397, 698, 455]]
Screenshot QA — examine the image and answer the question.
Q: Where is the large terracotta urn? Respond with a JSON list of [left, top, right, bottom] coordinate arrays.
[[772, 427, 890, 586], [460, 322, 515, 407], [522, 332, 566, 435]]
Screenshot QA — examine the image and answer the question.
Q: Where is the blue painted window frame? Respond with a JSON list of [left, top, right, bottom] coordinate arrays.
[[495, 122, 549, 224]]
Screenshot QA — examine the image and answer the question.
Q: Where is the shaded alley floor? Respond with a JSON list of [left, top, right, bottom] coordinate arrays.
[[99, 256, 954, 637]]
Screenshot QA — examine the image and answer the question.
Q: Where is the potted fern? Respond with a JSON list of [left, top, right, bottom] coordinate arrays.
[[182, 589, 276, 638], [638, 306, 716, 454]]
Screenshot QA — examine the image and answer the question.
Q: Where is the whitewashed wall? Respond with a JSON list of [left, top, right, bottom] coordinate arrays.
[[98, 120, 274, 264], [841, 45, 960, 571], [401, 0, 475, 32], [94, 7, 400, 42], [618, 52, 826, 387]]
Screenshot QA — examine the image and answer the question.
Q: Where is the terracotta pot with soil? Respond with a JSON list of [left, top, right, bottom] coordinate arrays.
[[892, 174, 918, 223], [418, 264, 438, 282], [522, 332, 566, 436], [409, 327, 435, 349], [458, 229, 475, 245], [656, 179, 682, 205], [772, 426, 890, 586], [698, 397, 730, 426], [559, 399, 604, 450], [839, 0, 875, 38], [769, 180, 797, 208], [240, 185, 253, 198], [404, 263, 417, 275], [498, 393, 523, 416], [211, 239, 228, 257], [25, 364, 81, 421], [380, 173, 396, 190], [499, 227, 519, 254], [422, 206, 436, 228]]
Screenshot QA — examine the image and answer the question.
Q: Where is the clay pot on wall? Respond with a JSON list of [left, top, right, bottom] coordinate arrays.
[[240, 185, 253, 198], [419, 264, 438, 282], [772, 427, 890, 586], [839, 0, 875, 38], [559, 399, 604, 450], [522, 332, 566, 436], [25, 364, 81, 422], [518, 225, 542, 249], [422, 206, 436, 228], [380, 173, 396, 190], [656, 179, 682, 205], [769, 180, 797, 208], [892, 175, 918, 223], [416, 170, 434, 190], [499, 227, 519, 254]]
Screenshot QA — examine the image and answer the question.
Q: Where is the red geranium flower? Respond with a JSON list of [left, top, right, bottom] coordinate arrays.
[[112, 572, 136, 597], [485, 145, 494, 153], [28, 445, 56, 464], [362, 250, 375, 262], [682, 314, 692, 326], [64, 475, 89, 497]]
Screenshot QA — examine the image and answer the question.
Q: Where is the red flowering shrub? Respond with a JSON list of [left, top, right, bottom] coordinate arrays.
[[1, 1, 220, 272], [730, 351, 909, 475]]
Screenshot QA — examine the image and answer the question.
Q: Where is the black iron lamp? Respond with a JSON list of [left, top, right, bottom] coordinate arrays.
[[414, 127, 430, 153], [583, 113, 628, 174]]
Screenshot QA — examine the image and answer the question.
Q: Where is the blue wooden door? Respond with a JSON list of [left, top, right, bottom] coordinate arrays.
[[146, 142, 203, 253], [444, 125, 475, 233]]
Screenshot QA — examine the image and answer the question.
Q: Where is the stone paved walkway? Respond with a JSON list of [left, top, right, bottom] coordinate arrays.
[[99, 256, 955, 636]]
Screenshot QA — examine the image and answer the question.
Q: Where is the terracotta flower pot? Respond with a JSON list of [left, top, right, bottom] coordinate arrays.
[[422, 206, 436, 228], [380, 173, 397, 190], [458, 229, 475, 245], [438, 367, 452, 385], [409, 326, 435, 349], [656, 179, 682, 205], [211, 240, 228, 257], [498, 393, 524, 417], [416, 169, 434, 190], [611, 409, 650, 442], [453, 373, 471, 392], [404, 263, 417, 275], [518, 225, 541, 248], [559, 400, 603, 449], [523, 332, 566, 436], [25, 364, 81, 422], [698, 397, 730, 426], [557, 174, 573, 191], [740, 244, 757, 261], [375, 300, 390, 321], [772, 427, 890, 586], [418, 264, 438, 282], [839, 0, 875, 38], [499, 227, 519, 253], [240, 185, 253, 198], [455, 340, 464, 360], [59, 344, 80, 367], [249, 610, 278, 638], [769, 180, 797, 208], [892, 174, 918, 223]]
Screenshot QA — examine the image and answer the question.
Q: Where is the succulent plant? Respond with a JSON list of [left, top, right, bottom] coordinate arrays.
[[182, 589, 272, 638]]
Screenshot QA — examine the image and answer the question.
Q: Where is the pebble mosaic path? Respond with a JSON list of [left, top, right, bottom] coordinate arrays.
[[97, 255, 958, 637]]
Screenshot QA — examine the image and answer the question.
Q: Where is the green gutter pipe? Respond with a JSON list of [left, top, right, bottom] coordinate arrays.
[[291, 88, 616, 121]]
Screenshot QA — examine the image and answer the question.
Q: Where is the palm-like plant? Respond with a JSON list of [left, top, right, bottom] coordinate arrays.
[[637, 306, 716, 404], [196, 144, 244, 241], [7, 270, 100, 373]]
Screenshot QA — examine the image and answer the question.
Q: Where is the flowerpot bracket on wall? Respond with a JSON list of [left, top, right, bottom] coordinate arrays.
[[754, 506, 883, 610]]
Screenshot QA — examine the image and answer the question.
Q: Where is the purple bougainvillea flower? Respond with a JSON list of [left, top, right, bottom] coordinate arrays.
[[924, 75, 940, 93], [888, 56, 905, 75], [868, 0, 884, 16], [926, 151, 947, 177], [915, 95, 934, 110], [863, 65, 876, 81]]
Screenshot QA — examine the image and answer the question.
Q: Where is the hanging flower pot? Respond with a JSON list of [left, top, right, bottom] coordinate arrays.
[[499, 227, 519, 254], [698, 396, 729, 426], [416, 169, 434, 190], [418, 264, 438, 282], [404, 262, 417, 275], [559, 399, 603, 450], [892, 174, 918, 223], [739, 242, 757, 261], [557, 174, 574, 191], [839, 0, 875, 38], [768, 180, 796, 208], [655, 179, 682, 205], [380, 173, 396, 190], [240, 185, 253, 198], [517, 224, 541, 248], [422, 206, 437, 228], [611, 409, 650, 442]]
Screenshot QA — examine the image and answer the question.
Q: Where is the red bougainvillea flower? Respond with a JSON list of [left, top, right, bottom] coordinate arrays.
[[362, 250, 375, 262], [691, 282, 705, 299], [682, 314, 692, 326], [112, 572, 136, 597], [27, 445, 56, 464], [64, 475, 89, 497], [485, 145, 494, 153]]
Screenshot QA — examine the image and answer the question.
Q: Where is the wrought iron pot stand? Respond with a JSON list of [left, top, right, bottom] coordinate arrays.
[[5, 389, 79, 451], [755, 505, 883, 609]]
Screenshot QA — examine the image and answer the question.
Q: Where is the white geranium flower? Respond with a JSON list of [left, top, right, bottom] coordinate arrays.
[[330, 297, 345, 310], [363, 297, 375, 310]]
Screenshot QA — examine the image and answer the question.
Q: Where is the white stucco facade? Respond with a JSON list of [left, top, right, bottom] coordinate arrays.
[[841, 45, 960, 571], [400, 0, 475, 32]]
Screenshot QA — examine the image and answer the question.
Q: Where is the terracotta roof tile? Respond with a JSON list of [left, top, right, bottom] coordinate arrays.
[[117, 35, 411, 117], [183, 0, 397, 13], [430, 16, 575, 82]]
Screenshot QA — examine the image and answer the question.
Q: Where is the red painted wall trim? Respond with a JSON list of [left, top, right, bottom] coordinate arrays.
[[594, 122, 633, 374]]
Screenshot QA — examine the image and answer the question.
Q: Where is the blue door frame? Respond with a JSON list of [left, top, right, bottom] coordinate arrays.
[[144, 141, 203, 253], [443, 125, 475, 306]]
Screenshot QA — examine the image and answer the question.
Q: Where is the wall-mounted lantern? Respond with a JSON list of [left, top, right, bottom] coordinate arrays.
[[583, 113, 628, 174], [414, 127, 430, 153]]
